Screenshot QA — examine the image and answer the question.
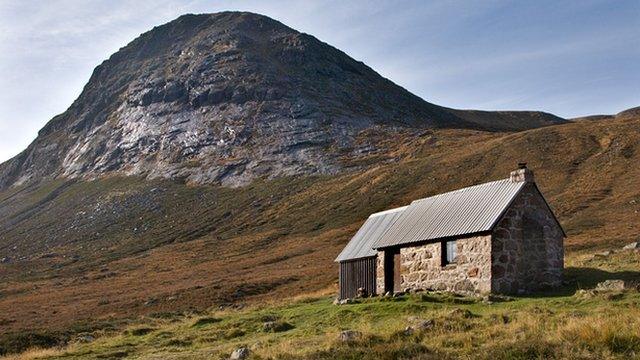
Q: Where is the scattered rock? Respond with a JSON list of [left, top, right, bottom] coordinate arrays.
[[623, 242, 639, 250], [144, 298, 158, 306], [417, 319, 435, 330], [230, 346, 250, 360], [574, 289, 596, 298], [407, 316, 435, 330], [595, 280, 626, 292], [403, 326, 415, 335], [262, 321, 294, 333], [338, 330, 361, 342], [594, 250, 613, 258], [0, 257, 10, 264], [489, 313, 510, 324], [75, 334, 95, 343], [448, 308, 474, 319], [333, 298, 353, 305]]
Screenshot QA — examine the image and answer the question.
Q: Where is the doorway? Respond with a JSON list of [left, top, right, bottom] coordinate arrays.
[[384, 248, 402, 294]]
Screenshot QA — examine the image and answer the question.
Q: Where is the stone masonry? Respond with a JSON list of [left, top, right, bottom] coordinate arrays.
[[399, 235, 492, 294], [375, 169, 564, 295], [491, 182, 564, 293], [376, 251, 386, 294]]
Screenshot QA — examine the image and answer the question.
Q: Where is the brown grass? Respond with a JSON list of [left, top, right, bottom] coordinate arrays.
[[0, 115, 639, 352]]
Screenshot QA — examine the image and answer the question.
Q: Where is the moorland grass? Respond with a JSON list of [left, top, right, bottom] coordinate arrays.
[[9, 286, 637, 360]]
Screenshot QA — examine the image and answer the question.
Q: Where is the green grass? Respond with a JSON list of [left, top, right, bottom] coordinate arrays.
[[25, 288, 639, 360]]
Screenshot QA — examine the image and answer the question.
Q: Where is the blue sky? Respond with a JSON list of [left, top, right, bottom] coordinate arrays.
[[0, 0, 638, 163]]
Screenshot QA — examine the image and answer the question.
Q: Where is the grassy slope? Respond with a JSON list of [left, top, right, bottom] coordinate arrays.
[[0, 115, 639, 350], [6, 252, 640, 360]]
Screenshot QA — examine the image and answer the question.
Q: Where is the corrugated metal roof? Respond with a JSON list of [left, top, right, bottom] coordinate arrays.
[[335, 206, 407, 262], [372, 178, 525, 249]]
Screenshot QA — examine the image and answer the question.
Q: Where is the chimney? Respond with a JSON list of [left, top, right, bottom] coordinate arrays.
[[510, 162, 534, 183]]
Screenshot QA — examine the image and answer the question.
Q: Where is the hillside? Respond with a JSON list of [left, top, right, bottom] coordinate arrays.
[[1, 11, 639, 358], [0, 111, 638, 344], [7, 255, 640, 360], [0, 12, 564, 190]]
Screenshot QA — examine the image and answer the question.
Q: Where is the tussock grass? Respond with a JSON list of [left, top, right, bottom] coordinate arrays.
[[13, 288, 637, 360]]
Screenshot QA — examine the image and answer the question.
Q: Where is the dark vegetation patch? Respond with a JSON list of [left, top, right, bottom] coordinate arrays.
[[125, 327, 156, 336], [0, 331, 65, 356], [192, 317, 222, 327]]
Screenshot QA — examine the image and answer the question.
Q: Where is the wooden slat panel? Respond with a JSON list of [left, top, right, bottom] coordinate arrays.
[[338, 257, 377, 299]]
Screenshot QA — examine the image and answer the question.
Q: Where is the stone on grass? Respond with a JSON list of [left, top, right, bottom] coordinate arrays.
[[403, 326, 415, 336], [448, 308, 473, 319], [623, 242, 639, 250], [333, 298, 353, 305], [416, 319, 435, 330], [75, 334, 95, 343], [338, 330, 361, 342], [407, 316, 435, 330], [595, 280, 625, 292], [594, 250, 612, 258], [230, 346, 250, 360], [262, 321, 294, 333]]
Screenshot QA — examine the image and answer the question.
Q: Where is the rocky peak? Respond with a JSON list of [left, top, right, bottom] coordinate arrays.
[[0, 12, 565, 189]]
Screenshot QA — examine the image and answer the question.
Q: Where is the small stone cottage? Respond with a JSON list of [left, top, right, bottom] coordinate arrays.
[[335, 165, 565, 299]]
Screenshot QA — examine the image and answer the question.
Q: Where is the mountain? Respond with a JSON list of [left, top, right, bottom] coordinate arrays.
[[0, 107, 638, 336], [8, 11, 640, 345], [0, 12, 564, 189], [571, 106, 640, 122]]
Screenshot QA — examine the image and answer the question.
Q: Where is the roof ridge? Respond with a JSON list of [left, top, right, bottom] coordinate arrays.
[[412, 178, 511, 204], [372, 177, 526, 249], [370, 205, 408, 217]]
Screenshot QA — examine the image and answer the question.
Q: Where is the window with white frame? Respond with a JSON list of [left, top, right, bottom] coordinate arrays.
[[442, 240, 457, 265]]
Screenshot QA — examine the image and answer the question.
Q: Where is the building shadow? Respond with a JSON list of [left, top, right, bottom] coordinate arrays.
[[525, 267, 640, 298]]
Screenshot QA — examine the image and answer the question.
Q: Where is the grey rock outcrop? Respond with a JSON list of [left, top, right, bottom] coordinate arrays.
[[338, 330, 361, 342], [0, 12, 565, 190], [230, 347, 250, 360]]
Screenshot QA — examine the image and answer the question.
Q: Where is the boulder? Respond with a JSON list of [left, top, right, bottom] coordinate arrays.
[[595, 280, 625, 292], [262, 321, 293, 333], [338, 330, 361, 342], [230, 347, 250, 360]]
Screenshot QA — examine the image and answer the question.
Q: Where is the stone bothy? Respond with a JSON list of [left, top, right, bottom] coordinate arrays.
[[336, 165, 565, 298]]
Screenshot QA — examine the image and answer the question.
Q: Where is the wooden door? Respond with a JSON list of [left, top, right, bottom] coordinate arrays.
[[393, 251, 402, 293]]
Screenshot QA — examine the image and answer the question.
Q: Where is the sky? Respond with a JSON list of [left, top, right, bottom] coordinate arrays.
[[0, 0, 638, 163]]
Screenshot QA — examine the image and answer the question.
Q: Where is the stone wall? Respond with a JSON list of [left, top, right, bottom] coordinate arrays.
[[491, 183, 564, 293], [376, 251, 385, 294], [398, 235, 492, 294]]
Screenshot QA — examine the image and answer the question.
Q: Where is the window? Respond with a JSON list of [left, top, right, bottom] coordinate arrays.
[[442, 240, 457, 265]]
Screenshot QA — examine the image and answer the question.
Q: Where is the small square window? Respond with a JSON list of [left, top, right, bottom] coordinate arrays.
[[442, 240, 457, 265]]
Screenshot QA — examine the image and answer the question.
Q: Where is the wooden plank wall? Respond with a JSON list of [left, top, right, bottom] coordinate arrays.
[[339, 257, 377, 299]]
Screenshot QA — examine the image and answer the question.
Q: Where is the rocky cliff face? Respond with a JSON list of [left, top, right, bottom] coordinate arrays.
[[0, 12, 565, 189]]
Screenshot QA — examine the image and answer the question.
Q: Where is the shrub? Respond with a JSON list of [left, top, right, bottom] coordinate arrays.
[[0, 332, 65, 356]]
